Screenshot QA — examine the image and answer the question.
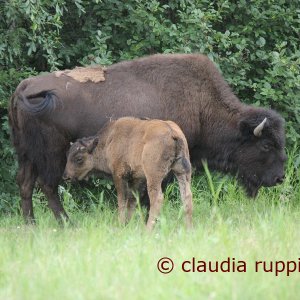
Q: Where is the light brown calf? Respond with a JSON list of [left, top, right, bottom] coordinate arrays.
[[63, 117, 193, 230]]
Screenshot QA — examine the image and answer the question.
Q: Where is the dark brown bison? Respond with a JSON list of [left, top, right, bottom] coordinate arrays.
[[63, 117, 193, 230], [8, 54, 286, 223]]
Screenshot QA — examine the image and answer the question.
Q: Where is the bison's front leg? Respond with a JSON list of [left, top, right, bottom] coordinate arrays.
[[17, 159, 37, 223]]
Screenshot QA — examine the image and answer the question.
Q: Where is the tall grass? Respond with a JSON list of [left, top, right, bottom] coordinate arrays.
[[0, 148, 299, 299]]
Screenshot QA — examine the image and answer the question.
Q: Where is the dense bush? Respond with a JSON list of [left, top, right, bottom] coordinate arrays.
[[0, 68, 37, 212], [0, 0, 299, 211]]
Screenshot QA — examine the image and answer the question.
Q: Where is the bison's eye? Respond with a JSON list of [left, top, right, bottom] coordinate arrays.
[[261, 143, 271, 152]]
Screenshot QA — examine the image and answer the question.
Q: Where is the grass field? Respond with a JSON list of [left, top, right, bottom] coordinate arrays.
[[0, 150, 299, 300]]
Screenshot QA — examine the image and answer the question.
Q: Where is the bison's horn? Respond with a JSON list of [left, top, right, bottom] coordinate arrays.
[[253, 118, 267, 137], [70, 142, 73, 146]]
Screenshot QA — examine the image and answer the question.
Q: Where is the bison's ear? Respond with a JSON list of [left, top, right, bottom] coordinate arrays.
[[87, 138, 99, 153], [239, 119, 253, 137]]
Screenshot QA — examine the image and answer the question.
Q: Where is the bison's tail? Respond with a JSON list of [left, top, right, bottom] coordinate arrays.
[[18, 90, 58, 116], [8, 90, 68, 185], [8, 89, 58, 150]]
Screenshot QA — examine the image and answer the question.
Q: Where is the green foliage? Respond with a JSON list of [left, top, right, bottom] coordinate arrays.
[[0, 114, 18, 212], [1, 0, 299, 135], [0, 68, 37, 109], [0, 0, 299, 213]]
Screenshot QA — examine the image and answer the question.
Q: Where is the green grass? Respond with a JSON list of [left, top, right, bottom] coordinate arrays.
[[0, 149, 299, 300]]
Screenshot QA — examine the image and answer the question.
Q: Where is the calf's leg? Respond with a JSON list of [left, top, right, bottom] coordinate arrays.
[[126, 194, 137, 222], [146, 179, 164, 231], [17, 159, 37, 223], [175, 172, 193, 228], [113, 175, 128, 225]]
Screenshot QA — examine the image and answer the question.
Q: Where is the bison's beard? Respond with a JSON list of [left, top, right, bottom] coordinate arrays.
[[194, 159, 263, 198], [238, 173, 262, 198], [243, 180, 260, 198]]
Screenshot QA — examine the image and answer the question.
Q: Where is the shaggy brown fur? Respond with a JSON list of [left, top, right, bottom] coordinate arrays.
[[63, 117, 193, 230], [9, 53, 286, 223]]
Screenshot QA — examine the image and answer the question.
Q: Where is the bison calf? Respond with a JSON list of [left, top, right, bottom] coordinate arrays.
[[63, 117, 193, 230]]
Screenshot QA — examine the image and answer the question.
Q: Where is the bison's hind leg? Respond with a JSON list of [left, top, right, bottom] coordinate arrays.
[[17, 159, 37, 223], [38, 180, 69, 223]]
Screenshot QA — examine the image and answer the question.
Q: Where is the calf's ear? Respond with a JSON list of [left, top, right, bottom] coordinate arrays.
[[87, 138, 99, 153]]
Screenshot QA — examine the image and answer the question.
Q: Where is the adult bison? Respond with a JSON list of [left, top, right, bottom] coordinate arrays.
[[9, 54, 286, 223]]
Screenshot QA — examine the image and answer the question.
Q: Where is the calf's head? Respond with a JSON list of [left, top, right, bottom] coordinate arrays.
[[63, 137, 99, 181], [234, 110, 286, 197]]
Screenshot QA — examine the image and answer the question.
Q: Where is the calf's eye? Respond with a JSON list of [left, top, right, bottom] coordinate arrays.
[[75, 157, 83, 164]]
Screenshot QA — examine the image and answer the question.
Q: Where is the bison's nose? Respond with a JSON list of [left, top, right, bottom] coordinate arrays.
[[275, 175, 285, 184]]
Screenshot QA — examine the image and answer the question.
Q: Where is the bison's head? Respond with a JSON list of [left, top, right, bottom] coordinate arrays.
[[234, 109, 287, 197], [63, 137, 99, 182]]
